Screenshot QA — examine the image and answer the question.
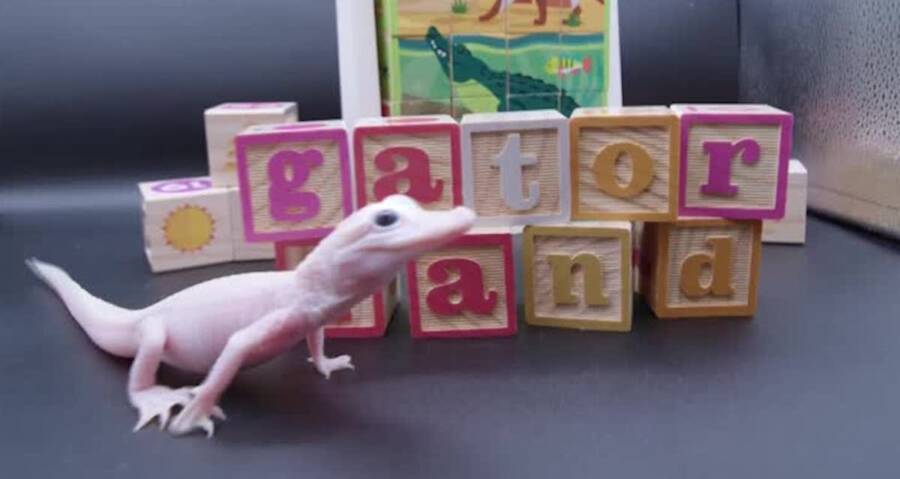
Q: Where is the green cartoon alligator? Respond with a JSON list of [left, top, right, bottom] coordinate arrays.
[[426, 26, 579, 116]]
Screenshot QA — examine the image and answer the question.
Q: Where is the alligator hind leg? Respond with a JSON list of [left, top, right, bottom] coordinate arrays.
[[534, 0, 548, 25], [128, 317, 191, 431]]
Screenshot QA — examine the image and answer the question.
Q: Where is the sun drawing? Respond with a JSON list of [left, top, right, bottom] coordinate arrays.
[[163, 204, 216, 253]]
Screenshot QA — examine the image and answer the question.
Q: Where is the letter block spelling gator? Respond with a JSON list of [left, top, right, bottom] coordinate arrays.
[[523, 222, 633, 332], [235, 121, 354, 242], [461, 110, 571, 226], [640, 218, 762, 318], [406, 230, 517, 339], [671, 104, 793, 220]]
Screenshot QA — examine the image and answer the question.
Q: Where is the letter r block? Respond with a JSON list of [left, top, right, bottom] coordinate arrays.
[[406, 231, 517, 339], [569, 107, 679, 221], [235, 120, 354, 242], [640, 219, 762, 318], [523, 222, 632, 332], [671, 104, 793, 219], [353, 115, 462, 210], [460, 110, 570, 226]]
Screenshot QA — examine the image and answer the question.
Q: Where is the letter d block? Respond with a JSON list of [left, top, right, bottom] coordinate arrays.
[[523, 223, 632, 332], [461, 110, 570, 226], [353, 115, 462, 209], [235, 120, 354, 242], [672, 104, 793, 219], [569, 107, 679, 221], [406, 232, 517, 339], [641, 219, 762, 318]]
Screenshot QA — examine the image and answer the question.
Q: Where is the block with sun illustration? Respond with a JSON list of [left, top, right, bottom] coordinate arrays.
[[204, 102, 298, 187], [138, 177, 233, 272]]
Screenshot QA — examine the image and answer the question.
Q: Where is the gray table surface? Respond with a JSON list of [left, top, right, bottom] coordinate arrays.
[[2, 180, 899, 478]]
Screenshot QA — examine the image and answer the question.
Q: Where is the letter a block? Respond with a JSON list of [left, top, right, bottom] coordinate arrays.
[[523, 222, 632, 332], [672, 104, 793, 219], [235, 120, 354, 242], [406, 232, 517, 339], [353, 115, 462, 209], [461, 110, 570, 226], [569, 107, 679, 221], [641, 219, 762, 318], [275, 238, 396, 338]]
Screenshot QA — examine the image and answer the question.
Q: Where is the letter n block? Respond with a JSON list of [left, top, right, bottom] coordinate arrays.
[[569, 107, 679, 221], [460, 110, 570, 226], [523, 223, 632, 332], [235, 120, 354, 242], [275, 238, 395, 338], [672, 104, 793, 219], [406, 232, 517, 339], [353, 115, 462, 209], [641, 219, 762, 318]]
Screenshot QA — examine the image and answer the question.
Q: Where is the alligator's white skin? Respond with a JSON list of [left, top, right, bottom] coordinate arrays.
[[27, 195, 475, 437]]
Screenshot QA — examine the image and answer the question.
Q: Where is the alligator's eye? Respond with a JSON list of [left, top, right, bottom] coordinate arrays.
[[373, 210, 399, 228]]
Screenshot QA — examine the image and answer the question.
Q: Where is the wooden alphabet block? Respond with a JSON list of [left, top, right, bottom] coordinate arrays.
[[235, 120, 354, 242], [406, 231, 517, 339], [569, 107, 679, 221], [671, 104, 793, 219], [138, 177, 232, 272], [275, 238, 396, 338], [353, 115, 462, 209], [460, 110, 570, 226], [523, 222, 632, 332], [204, 102, 298, 187], [763, 159, 807, 244], [226, 187, 274, 261], [640, 219, 762, 318]]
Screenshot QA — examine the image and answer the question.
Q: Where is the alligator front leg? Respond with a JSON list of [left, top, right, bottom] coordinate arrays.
[[306, 327, 354, 379], [128, 317, 192, 431]]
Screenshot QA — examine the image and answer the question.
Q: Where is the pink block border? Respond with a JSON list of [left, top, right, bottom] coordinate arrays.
[[353, 122, 463, 208], [236, 127, 354, 242], [406, 233, 518, 339], [678, 112, 793, 219]]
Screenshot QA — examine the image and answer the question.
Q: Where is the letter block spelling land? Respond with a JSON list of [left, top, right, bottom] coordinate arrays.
[[235, 121, 354, 242], [569, 107, 679, 221], [640, 219, 762, 318], [406, 231, 517, 339], [460, 110, 571, 226], [523, 222, 632, 332], [275, 238, 396, 338], [671, 104, 793, 219]]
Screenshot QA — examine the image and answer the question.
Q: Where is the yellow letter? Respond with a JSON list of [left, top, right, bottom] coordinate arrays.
[[679, 236, 735, 298], [591, 142, 655, 198], [547, 254, 609, 306]]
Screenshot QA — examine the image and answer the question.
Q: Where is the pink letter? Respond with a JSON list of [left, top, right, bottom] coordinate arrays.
[[267, 149, 323, 222], [373, 146, 443, 203], [700, 138, 761, 197], [425, 258, 498, 315]]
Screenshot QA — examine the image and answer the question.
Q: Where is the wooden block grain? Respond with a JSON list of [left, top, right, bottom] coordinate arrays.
[[641, 218, 762, 318], [406, 230, 517, 339], [227, 187, 275, 261], [523, 222, 632, 332], [763, 159, 807, 244]]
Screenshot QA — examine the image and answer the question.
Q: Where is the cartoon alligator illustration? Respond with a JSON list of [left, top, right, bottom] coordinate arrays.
[[426, 26, 579, 116]]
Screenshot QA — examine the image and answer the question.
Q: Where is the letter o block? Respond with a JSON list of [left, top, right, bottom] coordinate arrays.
[[640, 219, 762, 318], [523, 222, 632, 332], [353, 115, 462, 210], [235, 120, 353, 242], [570, 107, 679, 221], [461, 110, 570, 226], [406, 232, 517, 339], [275, 238, 395, 338], [672, 104, 793, 219]]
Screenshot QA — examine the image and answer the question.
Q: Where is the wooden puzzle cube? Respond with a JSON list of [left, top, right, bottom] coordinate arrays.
[[235, 120, 354, 242], [276, 238, 396, 338], [569, 106, 679, 221], [671, 104, 793, 219], [226, 188, 274, 261], [460, 110, 570, 226], [138, 177, 232, 272], [763, 159, 807, 244], [353, 115, 462, 209], [523, 222, 632, 332], [204, 102, 298, 187], [406, 230, 517, 339], [641, 219, 762, 318]]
